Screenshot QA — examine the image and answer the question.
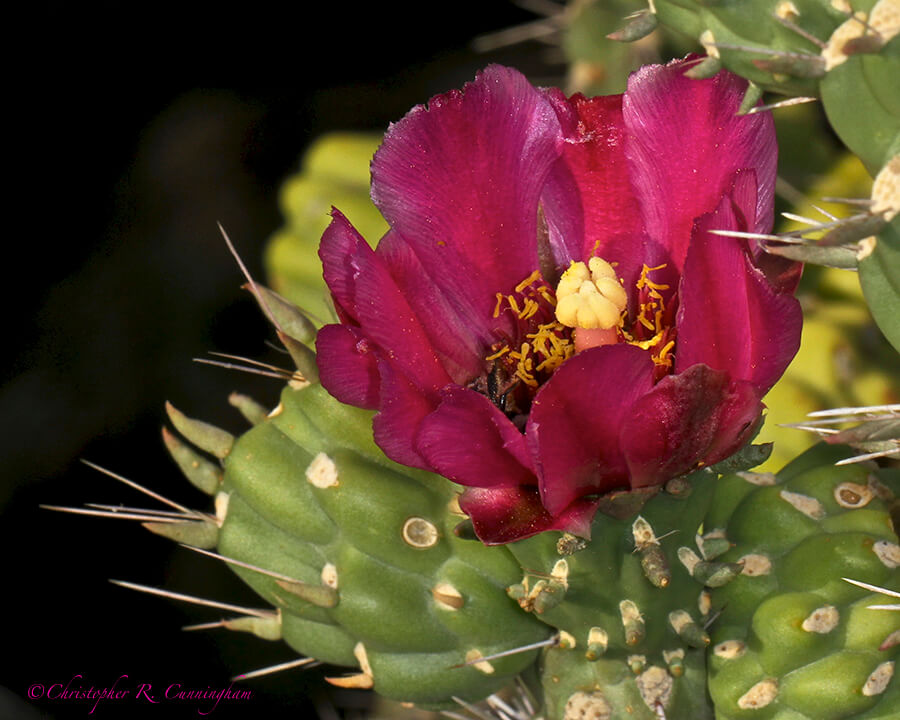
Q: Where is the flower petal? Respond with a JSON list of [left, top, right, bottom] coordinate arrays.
[[319, 214, 452, 396], [675, 194, 802, 393], [370, 358, 437, 471], [376, 231, 487, 384], [459, 486, 599, 545], [370, 65, 564, 312], [621, 364, 763, 487], [540, 92, 645, 272], [623, 57, 777, 270], [417, 386, 535, 488], [526, 344, 656, 516], [315, 324, 380, 409], [728, 169, 803, 294], [318, 208, 369, 322]]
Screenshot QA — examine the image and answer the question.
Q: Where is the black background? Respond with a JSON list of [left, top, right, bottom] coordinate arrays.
[[3, 3, 566, 718]]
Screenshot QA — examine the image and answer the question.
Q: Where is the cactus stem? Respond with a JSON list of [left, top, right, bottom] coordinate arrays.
[[628, 654, 647, 674], [227, 392, 268, 425], [161, 427, 222, 495], [276, 331, 318, 386], [619, 600, 646, 646], [165, 402, 235, 459], [142, 520, 219, 549], [242, 282, 321, 342], [274, 579, 339, 608], [772, 12, 827, 48], [684, 55, 723, 80], [108, 578, 275, 618], [692, 560, 743, 587], [585, 627, 609, 660], [738, 82, 764, 115], [232, 656, 318, 682], [668, 610, 709, 647], [178, 544, 310, 585], [450, 635, 559, 669], [183, 613, 283, 641], [80, 459, 208, 518], [607, 9, 658, 42], [744, 95, 818, 115], [662, 649, 685, 677]]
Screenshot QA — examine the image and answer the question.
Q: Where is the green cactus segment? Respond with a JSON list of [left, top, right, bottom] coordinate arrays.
[[820, 42, 900, 173], [859, 216, 900, 353], [541, 646, 712, 720], [189, 381, 549, 707], [706, 443, 900, 719], [506, 470, 721, 719]]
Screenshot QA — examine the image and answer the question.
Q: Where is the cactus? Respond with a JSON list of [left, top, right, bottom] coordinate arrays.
[[162, 371, 551, 709], [705, 443, 900, 718], [152, 360, 899, 719], [41, 9, 900, 717]]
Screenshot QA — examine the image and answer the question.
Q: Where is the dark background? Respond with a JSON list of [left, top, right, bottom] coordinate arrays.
[[3, 3, 567, 718]]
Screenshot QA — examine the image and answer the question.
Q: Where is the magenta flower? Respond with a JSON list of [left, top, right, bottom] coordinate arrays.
[[316, 60, 802, 544]]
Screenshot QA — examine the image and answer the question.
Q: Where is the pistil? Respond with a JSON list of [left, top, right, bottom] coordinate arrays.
[[554, 258, 627, 352]]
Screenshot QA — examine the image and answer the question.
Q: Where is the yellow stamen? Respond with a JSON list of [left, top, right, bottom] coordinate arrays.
[[506, 295, 520, 315], [493, 293, 504, 319], [485, 346, 509, 362], [515, 269, 543, 294]]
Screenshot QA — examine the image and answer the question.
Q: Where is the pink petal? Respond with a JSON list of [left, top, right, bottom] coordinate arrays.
[[370, 358, 437, 471], [315, 324, 380, 409], [318, 209, 370, 322], [675, 194, 802, 393], [622, 58, 777, 270], [540, 92, 645, 270], [526, 344, 656, 516], [729, 168, 802, 293], [376, 231, 487, 384], [370, 65, 564, 318], [325, 222, 452, 396], [417, 386, 536, 488], [621, 364, 763, 487], [459, 486, 599, 545]]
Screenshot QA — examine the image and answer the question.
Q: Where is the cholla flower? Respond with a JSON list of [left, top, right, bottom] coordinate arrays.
[[316, 60, 802, 544]]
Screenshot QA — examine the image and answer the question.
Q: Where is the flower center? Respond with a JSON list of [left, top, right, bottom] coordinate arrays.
[[473, 260, 677, 420], [554, 258, 628, 351]]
